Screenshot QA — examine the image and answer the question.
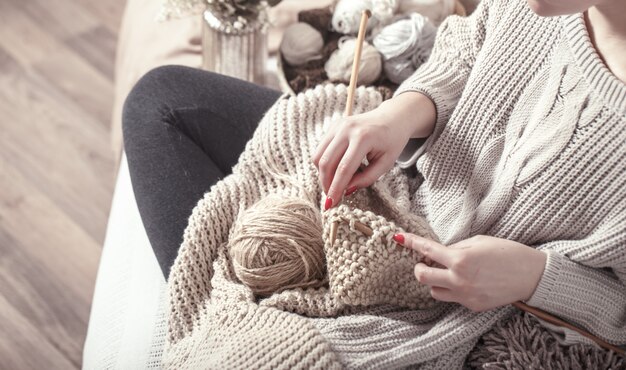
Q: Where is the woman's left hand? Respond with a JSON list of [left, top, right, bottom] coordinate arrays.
[[394, 233, 547, 312]]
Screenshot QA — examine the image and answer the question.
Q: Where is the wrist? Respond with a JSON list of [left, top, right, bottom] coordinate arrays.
[[379, 91, 436, 139], [521, 249, 548, 302]]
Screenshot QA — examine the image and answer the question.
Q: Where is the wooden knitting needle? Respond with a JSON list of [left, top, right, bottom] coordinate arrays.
[[329, 9, 371, 247], [344, 9, 371, 117]]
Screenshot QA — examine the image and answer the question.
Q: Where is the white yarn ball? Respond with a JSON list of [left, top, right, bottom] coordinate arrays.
[[397, 0, 456, 25], [331, 0, 399, 35], [332, 0, 374, 34], [280, 23, 325, 67], [325, 37, 382, 85], [373, 13, 437, 83]]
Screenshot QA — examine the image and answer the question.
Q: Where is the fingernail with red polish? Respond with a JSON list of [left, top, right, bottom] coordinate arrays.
[[345, 186, 358, 196], [324, 196, 333, 210], [393, 233, 404, 244]]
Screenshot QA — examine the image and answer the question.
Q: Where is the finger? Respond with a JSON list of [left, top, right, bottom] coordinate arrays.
[[414, 263, 454, 289], [326, 144, 368, 205], [345, 154, 392, 190], [318, 135, 348, 194], [313, 116, 346, 166], [395, 233, 457, 269], [429, 286, 455, 302], [312, 129, 336, 167]]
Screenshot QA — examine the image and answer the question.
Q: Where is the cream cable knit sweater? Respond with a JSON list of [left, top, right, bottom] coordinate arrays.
[[392, 0, 626, 346], [165, 0, 626, 368]]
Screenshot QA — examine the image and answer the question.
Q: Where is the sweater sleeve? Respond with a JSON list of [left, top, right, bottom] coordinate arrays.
[[393, 0, 491, 167], [523, 214, 626, 346]]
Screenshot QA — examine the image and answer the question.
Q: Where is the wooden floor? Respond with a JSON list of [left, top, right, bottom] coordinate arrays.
[[0, 0, 125, 368]]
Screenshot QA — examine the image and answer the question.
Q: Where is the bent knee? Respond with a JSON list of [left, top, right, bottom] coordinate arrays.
[[122, 66, 190, 140], [123, 65, 187, 118]]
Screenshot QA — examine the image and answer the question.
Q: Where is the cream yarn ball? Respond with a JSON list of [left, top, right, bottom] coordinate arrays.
[[280, 22, 325, 67], [325, 37, 383, 85]]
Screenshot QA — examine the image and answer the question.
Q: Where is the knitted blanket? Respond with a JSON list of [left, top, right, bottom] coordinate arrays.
[[163, 84, 620, 369]]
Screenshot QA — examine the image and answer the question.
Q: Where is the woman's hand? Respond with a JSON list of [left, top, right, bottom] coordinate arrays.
[[312, 92, 436, 210], [393, 233, 548, 312]]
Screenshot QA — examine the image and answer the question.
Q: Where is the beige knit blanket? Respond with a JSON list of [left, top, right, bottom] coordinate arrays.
[[163, 84, 622, 369], [164, 83, 439, 367]]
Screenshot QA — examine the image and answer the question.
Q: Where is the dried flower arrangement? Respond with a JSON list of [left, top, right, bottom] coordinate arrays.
[[160, 0, 282, 26], [207, 0, 282, 19]]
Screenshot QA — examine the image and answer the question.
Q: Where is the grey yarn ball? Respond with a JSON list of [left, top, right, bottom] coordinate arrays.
[[383, 57, 416, 84], [373, 13, 437, 84]]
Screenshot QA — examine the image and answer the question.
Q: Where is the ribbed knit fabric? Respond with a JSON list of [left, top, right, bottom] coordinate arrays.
[[164, 0, 626, 368], [393, 0, 626, 348]]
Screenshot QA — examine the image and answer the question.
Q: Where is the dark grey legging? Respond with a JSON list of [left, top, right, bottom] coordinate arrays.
[[122, 65, 282, 279]]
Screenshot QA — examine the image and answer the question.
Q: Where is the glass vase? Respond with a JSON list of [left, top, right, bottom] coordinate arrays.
[[202, 10, 268, 85]]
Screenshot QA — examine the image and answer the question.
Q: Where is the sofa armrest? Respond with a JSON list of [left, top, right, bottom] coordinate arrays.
[[83, 154, 168, 369]]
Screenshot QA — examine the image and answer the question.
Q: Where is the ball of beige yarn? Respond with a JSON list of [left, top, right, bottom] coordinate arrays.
[[280, 22, 325, 67], [325, 37, 383, 86], [228, 195, 327, 297]]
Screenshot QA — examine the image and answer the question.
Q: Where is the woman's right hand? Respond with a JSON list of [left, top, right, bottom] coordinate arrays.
[[312, 91, 436, 210]]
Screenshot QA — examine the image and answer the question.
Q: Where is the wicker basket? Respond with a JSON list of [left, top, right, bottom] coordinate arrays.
[[277, 1, 466, 96]]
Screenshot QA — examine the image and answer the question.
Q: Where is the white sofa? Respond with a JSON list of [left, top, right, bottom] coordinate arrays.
[[82, 155, 168, 369]]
